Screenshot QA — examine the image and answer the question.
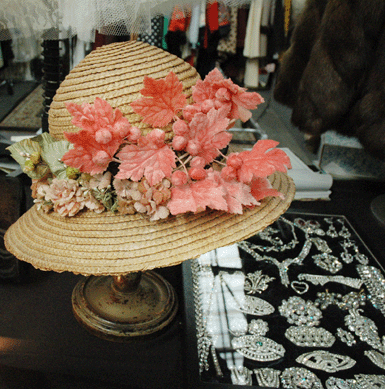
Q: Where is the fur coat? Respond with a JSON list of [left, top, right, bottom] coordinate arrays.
[[273, 0, 385, 159]]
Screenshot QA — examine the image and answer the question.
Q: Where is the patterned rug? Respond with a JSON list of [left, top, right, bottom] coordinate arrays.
[[0, 84, 44, 129]]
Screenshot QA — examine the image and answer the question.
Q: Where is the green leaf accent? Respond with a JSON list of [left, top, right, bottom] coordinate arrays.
[[7, 138, 43, 168], [6, 133, 73, 180], [91, 187, 116, 210], [32, 132, 57, 147], [41, 140, 73, 179], [6, 138, 50, 179]]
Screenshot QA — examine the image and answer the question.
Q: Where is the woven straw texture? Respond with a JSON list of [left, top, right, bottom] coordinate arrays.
[[48, 40, 201, 140], [5, 172, 295, 276]]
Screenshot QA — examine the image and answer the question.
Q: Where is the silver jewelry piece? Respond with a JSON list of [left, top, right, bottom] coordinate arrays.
[[219, 273, 275, 316], [325, 217, 339, 238], [244, 270, 275, 294], [314, 290, 342, 310], [296, 350, 356, 373], [357, 265, 385, 318], [279, 296, 322, 326], [231, 334, 285, 362], [294, 218, 325, 236], [355, 252, 369, 265], [365, 350, 385, 370], [253, 217, 299, 252], [254, 368, 280, 388], [341, 251, 354, 264], [336, 328, 356, 346], [309, 237, 332, 253], [190, 260, 215, 373], [314, 290, 366, 311], [298, 273, 363, 289], [344, 308, 385, 352], [325, 377, 354, 389], [247, 319, 268, 336], [285, 325, 335, 348], [232, 320, 285, 362], [281, 367, 323, 389], [339, 240, 355, 264], [354, 374, 385, 389], [327, 374, 385, 389], [238, 295, 275, 316], [339, 239, 369, 265], [339, 291, 366, 310], [230, 366, 252, 386], [210, 345, 223, 378], [238, 239, 312, 287], [291, 280, 309, 294], [336, 218, 352, 239], [313, 253, 343, 273]]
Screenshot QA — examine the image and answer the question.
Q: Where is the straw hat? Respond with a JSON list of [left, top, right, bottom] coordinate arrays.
[[48, 40, 200, 141], [5, 171, 294, 275], [4, 41, 295, 276]]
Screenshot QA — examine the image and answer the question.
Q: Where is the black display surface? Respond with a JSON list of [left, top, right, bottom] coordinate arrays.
[[183, 179, 385, 388], [183, 212, 385, 387]]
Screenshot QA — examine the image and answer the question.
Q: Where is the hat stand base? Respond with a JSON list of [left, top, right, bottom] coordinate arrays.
[[71, 271, 178, 341]]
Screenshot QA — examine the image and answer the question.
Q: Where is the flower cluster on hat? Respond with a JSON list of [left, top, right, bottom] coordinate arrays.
[[8, 68, 291, 221]]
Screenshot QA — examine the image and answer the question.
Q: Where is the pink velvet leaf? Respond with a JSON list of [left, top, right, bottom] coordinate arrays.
[[116, 129, 176, 185], [220, 177, 260, 214], [131, 71, 187, 128], [237, 140, 292, 183], [192, 68, 264, 122], [186, 107, 231, 163], [168, 175, 228, 215], [250, 176, 284, 201], [62, 98, 133, 174]]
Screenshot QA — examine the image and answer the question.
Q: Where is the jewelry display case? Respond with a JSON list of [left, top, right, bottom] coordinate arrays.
[[182, 212, 385, 388]]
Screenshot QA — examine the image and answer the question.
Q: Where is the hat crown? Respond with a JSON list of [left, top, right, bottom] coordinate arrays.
[[48, 41, 200, 140]]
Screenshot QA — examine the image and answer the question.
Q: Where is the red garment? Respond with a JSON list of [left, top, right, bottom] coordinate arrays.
[[168, 7, 191, 32], [204, 1, 219, 48]]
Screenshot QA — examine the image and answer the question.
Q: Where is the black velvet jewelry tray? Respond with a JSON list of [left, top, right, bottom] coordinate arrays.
[[182, 211, 385, 388]]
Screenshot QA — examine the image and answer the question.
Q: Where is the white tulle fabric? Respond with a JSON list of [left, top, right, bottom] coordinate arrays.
[[0, 0, 251, 41]]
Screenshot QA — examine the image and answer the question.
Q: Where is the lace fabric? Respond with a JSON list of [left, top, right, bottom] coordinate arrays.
[[0, 0, 251, 41]]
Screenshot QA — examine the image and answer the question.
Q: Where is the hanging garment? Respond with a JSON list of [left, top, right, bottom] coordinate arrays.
[[273, 0, 385, 160], [165, 6, 190, 57], [218, 2, 231, 38], [243, 0, 274, 88], [243, 0, 263, 88], [188, 3, 201, 49], [218, 6, 238, 55], [196, 1, 220, 78], [259, 0, 273, 58]]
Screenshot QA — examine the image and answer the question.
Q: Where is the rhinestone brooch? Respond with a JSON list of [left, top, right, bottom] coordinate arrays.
[[313, 253, 343, 273], [279, 296, 322, 326], [365, 349, 385, 370], [296, 350, 356, 373], [230, 366, 252, 386], [238, 295, 275, 316], [244, 270, 275, 295], [357, 265, 385, 318], [326, 374, 385, 389], [285, 325, 335, 348], [354, 374, 385, 389], [231, 319, 285, 362], [254, 368, 280, 388], [281, 367, 323, 389], [325, 376, 355, 389], [344, 308, 385, 352], [298, 273, 363, 289], [336, 328, 356, 347]]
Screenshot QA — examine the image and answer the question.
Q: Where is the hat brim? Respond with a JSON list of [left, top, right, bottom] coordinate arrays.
[[5, 172, 295, 276]]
